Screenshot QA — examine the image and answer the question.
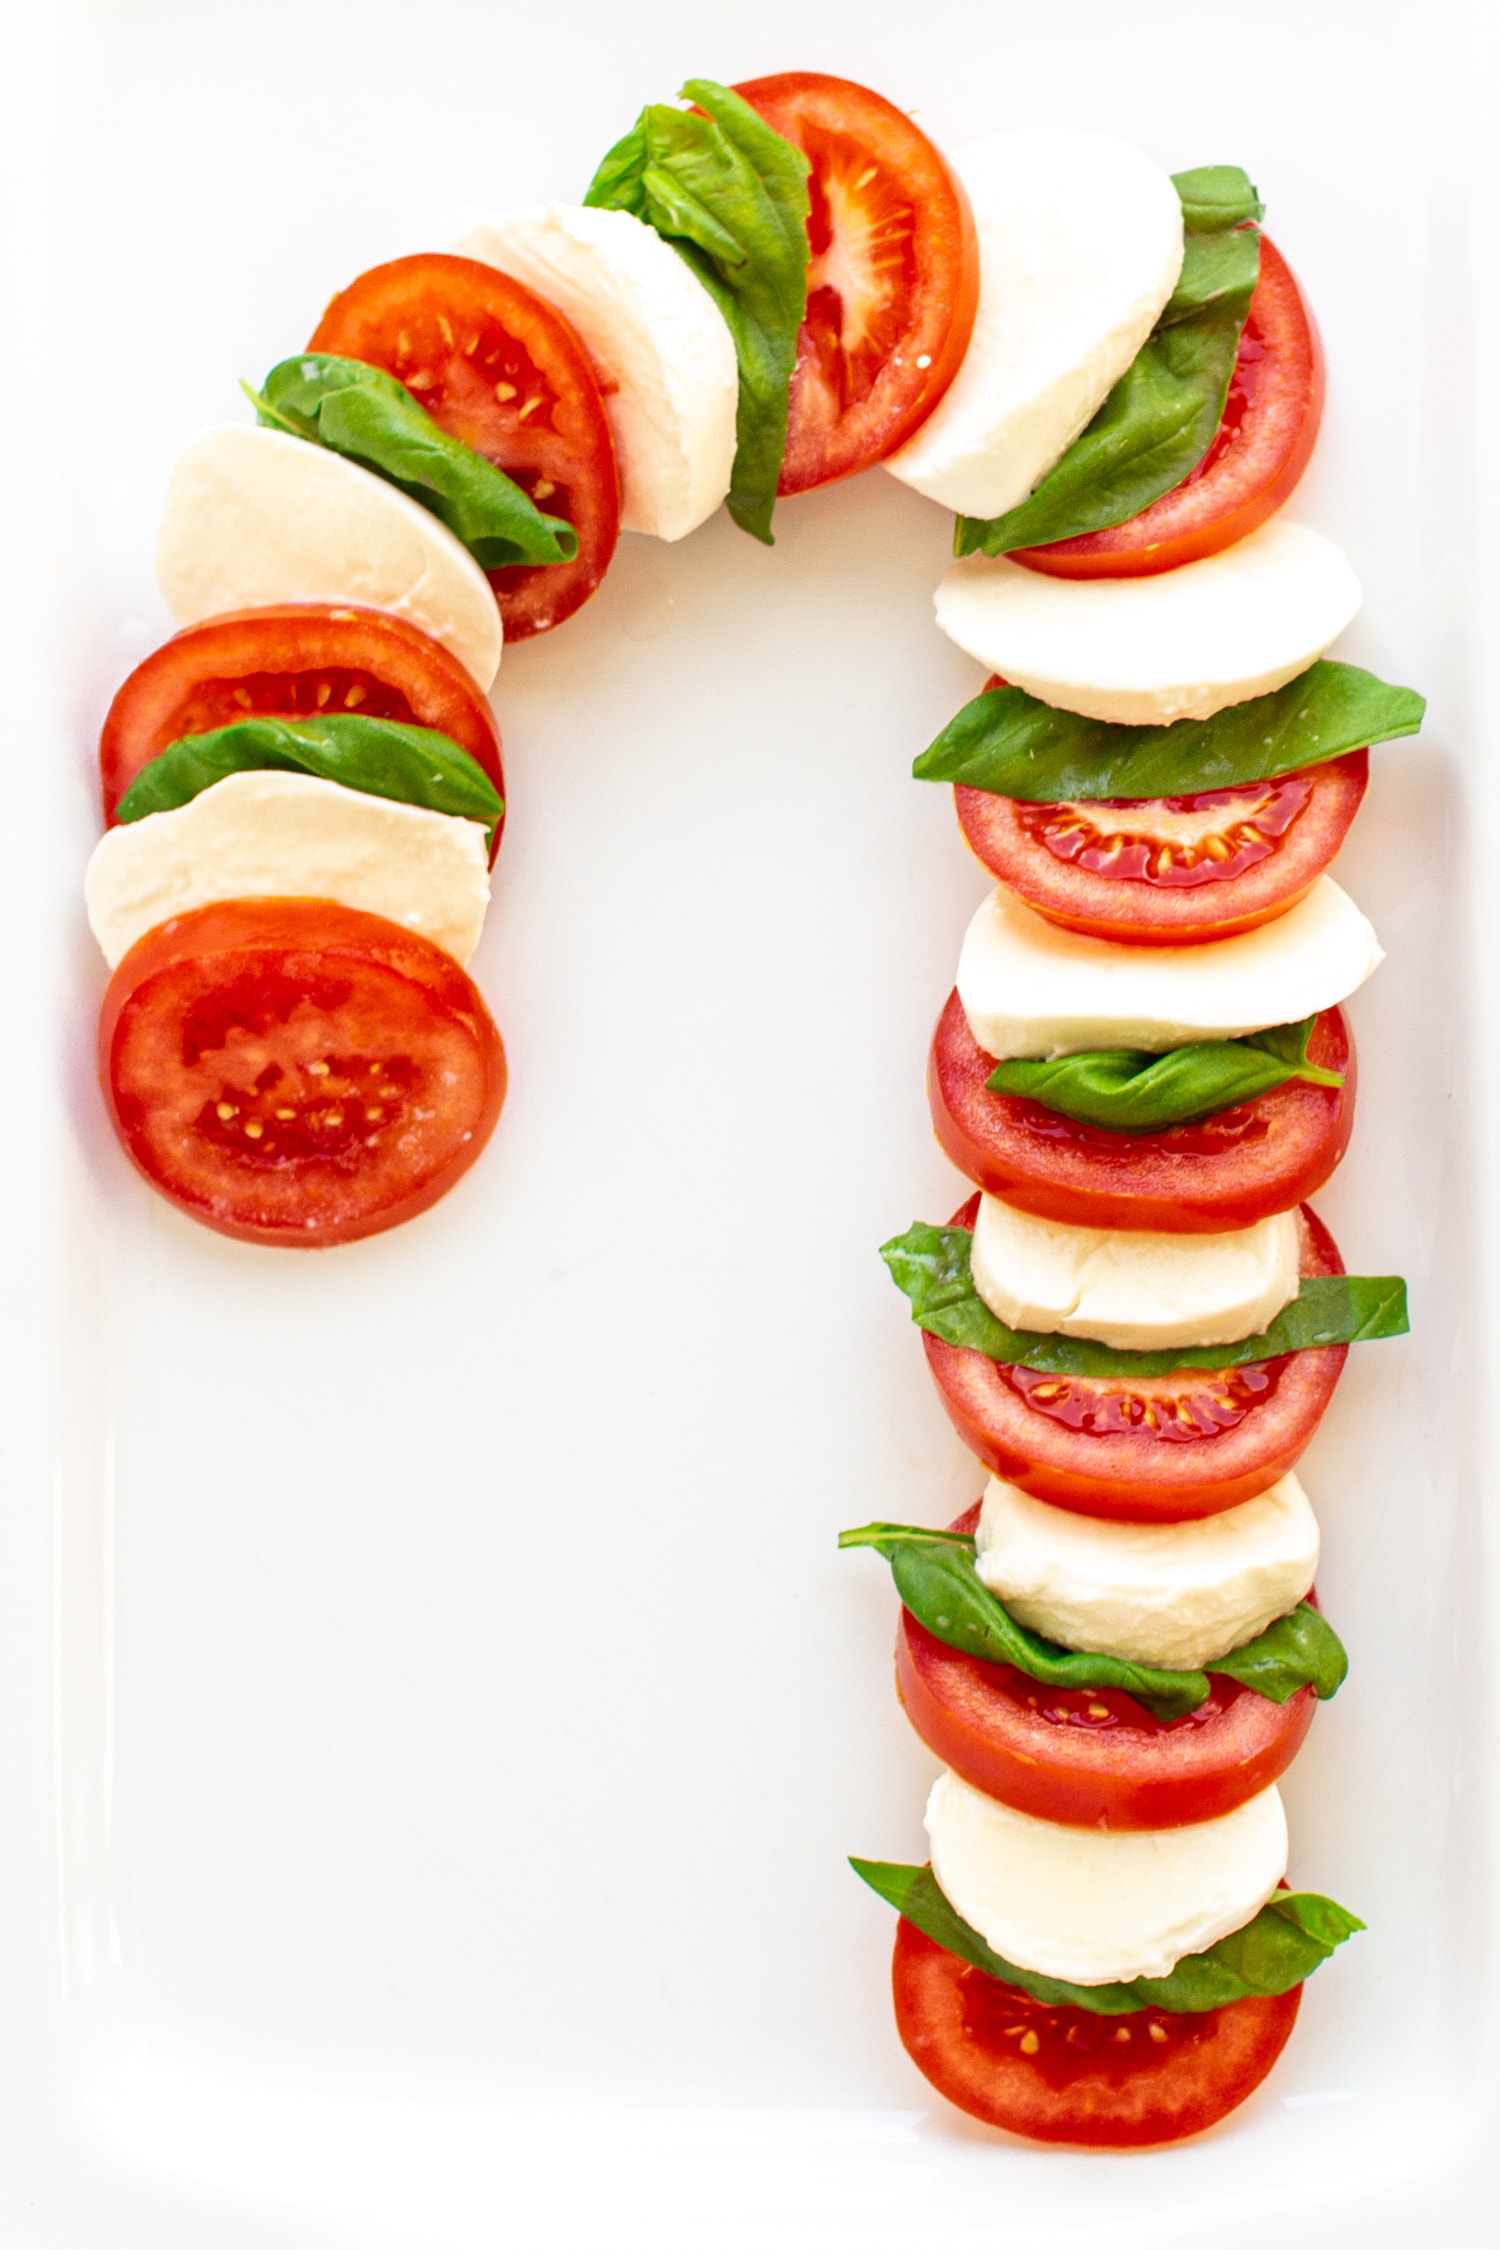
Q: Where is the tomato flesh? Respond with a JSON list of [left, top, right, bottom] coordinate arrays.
[[930, 991, 1356, 1233], [98, 605, 505, 853], [892, 1917, 1300, 2145], [732, 72, 978, 493], [308, 253, 621, 641], [957, 752, 1368, 945], [924, 1196, 1347, 1521], [895, 1499, 1316, 1826], [100, 900, 506, 1247], [1014, 236, 1324, 579]]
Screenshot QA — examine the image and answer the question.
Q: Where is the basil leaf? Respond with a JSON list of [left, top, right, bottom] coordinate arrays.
[[245, 355, 578, 570], [851, 1861, 1363, 2015], [880, 1223, 1409, 1376], [986, 1018, 1342, 1133], [913, 663, 1426, 802], [840, 1523, 1344, 1718], [114, 715, 504, 845], [954, 167, 1260, 555], [586, 80, 809, 545]]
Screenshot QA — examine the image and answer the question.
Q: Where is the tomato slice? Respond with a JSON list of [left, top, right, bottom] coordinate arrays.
[[930, 991, 1356, 1233], [98, 605, 505, 852], [892, 1916, 1301, 2146], [308, 253, 621, 642], [99, 900, 506, 1247], [1013, 236, 1324, 580], [924, 1196, 1347, 1522], [731, 72, 977, 494], [895, 1505, 1315, 1828], [956, 752, 1367, 946]]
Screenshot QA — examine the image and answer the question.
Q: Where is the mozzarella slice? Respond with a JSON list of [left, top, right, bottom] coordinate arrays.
[[958, 876, 1382, 1060], [926, 1770, 1287, 1984], [157, 426, 502, 693], [969, 1194, 1300, 1351], [974, 1471, 1319, 1669], [454, 205, 737, 542], [886, 130, 1183, 519], [85, 772, 490, 969], [935, 520, 1361, 725]]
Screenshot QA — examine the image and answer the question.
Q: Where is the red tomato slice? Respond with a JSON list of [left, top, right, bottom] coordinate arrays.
[[930, 991, 1356, 1233], [892, 1916, 1301, 2146], [99, 900, 506, 1247], [731, 72, 978, 493], [894, 1505, 1315, 1828], [308, 253, 621, 642], [98, 605, 505, 855], [924, 1196, 1347, 1522], [956, 752, 1368, 945], [1013, 236, 1324, 580]]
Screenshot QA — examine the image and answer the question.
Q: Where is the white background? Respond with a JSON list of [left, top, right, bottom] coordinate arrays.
[[1, 0, 1496, 2241]]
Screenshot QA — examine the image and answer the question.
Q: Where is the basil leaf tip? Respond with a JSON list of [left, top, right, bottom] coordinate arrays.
[[248, 353, 578, 571], [115, 714, 504, 843], [586, 78, 810, 543], [851, 1860, 1362, 2015]]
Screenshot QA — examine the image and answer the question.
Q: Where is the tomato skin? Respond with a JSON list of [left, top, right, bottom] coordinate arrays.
[[930, 992, 1356, 1233], [308, 252, 621, 641], [731, 72, 978, 493], [924, 1196, 1347, 1522], [892, 1917, 1301, 2145], [955, 753, 1368, 946], [98, 604, 505, 854], [99, 899, 506, 1248], [1014, 236, 1324, 580]]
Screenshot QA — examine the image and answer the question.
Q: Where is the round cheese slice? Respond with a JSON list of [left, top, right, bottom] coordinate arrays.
[[957, 875, 1383, 1060], [886, 128, 1183, 519], [454, 205, 738, 542], [974, 1471, 1320, 1669], [934, 519, 1361, 725], [925, 1769, 1288, 1984], [156, 426, 502, 694], [85, 772, 491, 969]]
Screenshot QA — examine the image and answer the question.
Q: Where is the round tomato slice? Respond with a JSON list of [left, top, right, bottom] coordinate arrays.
[[895, 1507, 1315, 1828], [98, 605, 505, 851], [956, 752, 1367, 946], [930, 991, 1356, 1234], [1013, 236, 1323, 581], [924, 1196, 1347, 1522], [99, 899, 506, 1247], [308, 252, 621, 642], [892, 1916, 1300, 2146], [731, 72, 977, 493]]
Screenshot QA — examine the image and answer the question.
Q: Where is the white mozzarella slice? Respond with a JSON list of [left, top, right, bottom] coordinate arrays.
[[958, 876, 1382, 1060], [934, 520, 1361, 725], [974, 1471, 1320, 1669], [969, 1194, 1300, 1351], [886, 130, 1183, 519], [156, 426, 502, 693], [926, 1770, 1288, 1984], [85, 772, 490, 969], [454, 205, 737, 542]]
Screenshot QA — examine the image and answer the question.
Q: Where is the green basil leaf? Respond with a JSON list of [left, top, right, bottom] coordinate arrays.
[[586, 79, 810, 544], [850, 1862, 1362, 2015], [880, 1223, 1409, 1376], [913, 663, 1426, 801], [840, 1523, 1344, 1718], [986, 1017, 1342, 1133], [114, 715, 504, 845], [245, 355, 578, 570], [954, 166, 1261, 555]]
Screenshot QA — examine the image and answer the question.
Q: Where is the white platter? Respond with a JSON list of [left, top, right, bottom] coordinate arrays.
[[2, 0, 1497, 2240]]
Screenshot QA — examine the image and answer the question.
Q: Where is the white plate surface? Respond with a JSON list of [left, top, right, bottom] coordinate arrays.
[[2, 0, 1498, 2242]]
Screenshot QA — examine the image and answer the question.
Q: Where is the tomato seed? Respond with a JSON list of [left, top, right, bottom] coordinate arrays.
[[495, 380, 517, 401]]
